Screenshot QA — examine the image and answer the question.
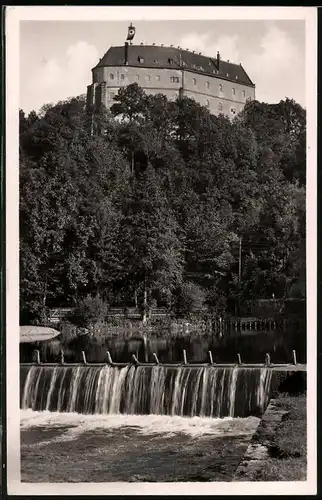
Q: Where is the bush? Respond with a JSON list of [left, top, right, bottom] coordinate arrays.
[[173, 282, 207, 318], [68, 295, 108, 328]]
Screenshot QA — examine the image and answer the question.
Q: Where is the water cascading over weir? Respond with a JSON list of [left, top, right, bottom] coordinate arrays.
[[20, 364, 274, 418]]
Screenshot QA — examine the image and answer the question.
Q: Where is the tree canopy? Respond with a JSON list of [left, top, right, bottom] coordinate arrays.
[[19, 85, 306, 322]]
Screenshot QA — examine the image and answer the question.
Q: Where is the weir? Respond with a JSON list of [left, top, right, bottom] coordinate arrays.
[[20, 363, 304, 418]]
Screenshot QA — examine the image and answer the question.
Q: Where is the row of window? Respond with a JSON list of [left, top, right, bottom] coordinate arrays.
[[109, 73, 164, 83], [108, 72, 247, 98], [109, 73, 125, 80]]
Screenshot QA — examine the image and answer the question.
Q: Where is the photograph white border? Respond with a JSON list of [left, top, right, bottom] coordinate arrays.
[[6, 5, 317, 496]]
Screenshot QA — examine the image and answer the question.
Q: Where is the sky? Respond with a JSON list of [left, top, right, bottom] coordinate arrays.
[[19, 19, 306, 114]]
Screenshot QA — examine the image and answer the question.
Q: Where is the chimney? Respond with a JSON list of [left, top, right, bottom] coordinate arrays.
[[124, 42, 129, 65], [217, 51, 220, 69]]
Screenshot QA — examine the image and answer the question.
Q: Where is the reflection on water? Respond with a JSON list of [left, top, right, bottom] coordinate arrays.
[[20, 324, 306, 365]]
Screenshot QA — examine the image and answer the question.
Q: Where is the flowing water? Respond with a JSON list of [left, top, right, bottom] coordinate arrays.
[[19, 363, 281, 481], [21, 365, 273, 418], [20, 409, 261, 482]]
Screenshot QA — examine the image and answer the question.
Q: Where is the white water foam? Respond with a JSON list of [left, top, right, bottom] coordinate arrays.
[[21, 409, 260, 446]]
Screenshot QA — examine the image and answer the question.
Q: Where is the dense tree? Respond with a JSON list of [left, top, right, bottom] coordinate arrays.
[[19, 88, 306, 323]]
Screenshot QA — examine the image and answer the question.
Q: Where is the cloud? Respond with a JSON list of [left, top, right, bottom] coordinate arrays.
[[20, 26, 305, 113], [179, 26, 305, 106], [21, 41, 99, 113]]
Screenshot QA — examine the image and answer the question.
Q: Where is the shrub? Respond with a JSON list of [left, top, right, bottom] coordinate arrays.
[[68, 295, 108, 328], [173, 282, 207, 318]]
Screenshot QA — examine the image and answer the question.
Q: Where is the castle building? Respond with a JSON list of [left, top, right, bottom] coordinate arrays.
[[87, 26, 255, 117]]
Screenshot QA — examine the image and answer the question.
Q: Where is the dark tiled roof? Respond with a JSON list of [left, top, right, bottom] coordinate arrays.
[[94, 45, 255, 87]]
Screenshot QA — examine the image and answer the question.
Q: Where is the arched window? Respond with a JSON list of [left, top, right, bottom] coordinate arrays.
[[243, 90, 246, 99], [147, 75, 151, 82], [232, 88, 236, 96], [206, 81, 210, 89], [135, 74, 140, 81], [193, 77, 196, 86], [218, 102, 223, 112], [219, 84, 223, 93]]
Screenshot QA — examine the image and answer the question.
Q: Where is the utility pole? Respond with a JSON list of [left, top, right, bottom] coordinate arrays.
[[237, 236, 242, 318], [238, 236, 242, 284]]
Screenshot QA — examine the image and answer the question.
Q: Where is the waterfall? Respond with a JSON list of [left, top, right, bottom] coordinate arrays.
[[20, 365, 273, 418]]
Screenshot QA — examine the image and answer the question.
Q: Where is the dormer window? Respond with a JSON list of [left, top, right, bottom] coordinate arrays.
[[138, 56, 145, 63], [154, 59, 158, 63], [226, 72, 229, 77], [168, 58, 175, 64]]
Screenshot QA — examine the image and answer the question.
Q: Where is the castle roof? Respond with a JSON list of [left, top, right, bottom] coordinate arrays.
[[94, 45, 255, 87]]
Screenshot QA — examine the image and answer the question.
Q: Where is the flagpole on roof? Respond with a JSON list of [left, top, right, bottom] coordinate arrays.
[[127, 22, 136, 45]]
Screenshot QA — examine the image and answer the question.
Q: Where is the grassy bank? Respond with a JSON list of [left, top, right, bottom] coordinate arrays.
[[257, 394, 306, 481], [236, 393, 306, 481]]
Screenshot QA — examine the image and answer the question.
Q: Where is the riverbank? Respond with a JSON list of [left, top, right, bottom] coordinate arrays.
[[234, 393, 306, 481]]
